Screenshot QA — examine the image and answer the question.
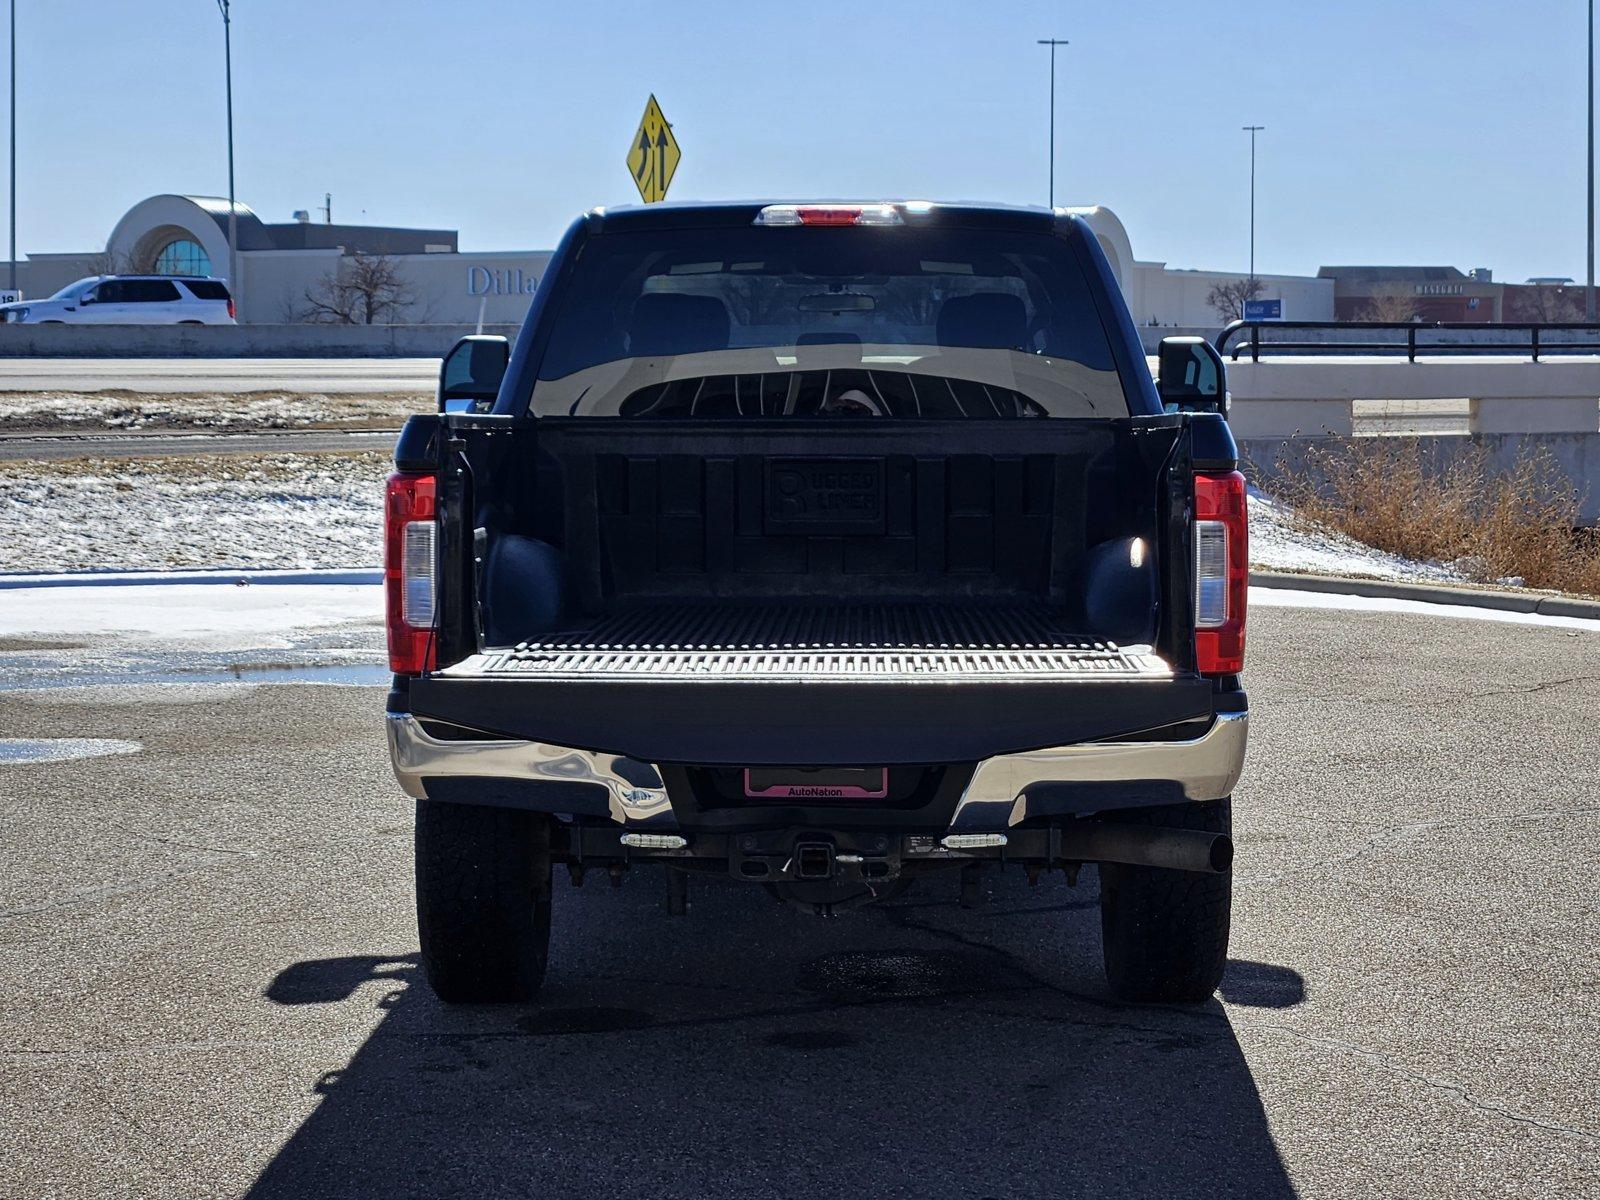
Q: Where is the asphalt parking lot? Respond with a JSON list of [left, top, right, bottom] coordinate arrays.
[[2, 602, 1597, 1199]]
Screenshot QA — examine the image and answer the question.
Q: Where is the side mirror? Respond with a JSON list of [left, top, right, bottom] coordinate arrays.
[[1156, 336, 1229, 417], [438, 335, 510, 414]]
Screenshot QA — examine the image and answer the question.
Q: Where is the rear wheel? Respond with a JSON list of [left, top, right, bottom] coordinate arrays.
[[415, 800, 552, 1003], [1098, 798, 1231, 1003]]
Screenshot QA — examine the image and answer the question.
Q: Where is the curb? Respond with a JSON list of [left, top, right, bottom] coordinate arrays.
[[1250, 570, 1600, 620], [0, 568, 382, 591]]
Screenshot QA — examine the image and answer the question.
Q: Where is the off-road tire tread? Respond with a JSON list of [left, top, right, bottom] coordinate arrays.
[[415, 800, 552, 1004], [1098, 798, 1232, 1004]]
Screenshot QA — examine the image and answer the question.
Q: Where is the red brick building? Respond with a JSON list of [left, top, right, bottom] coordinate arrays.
[[1317, 266, 1504, 322]]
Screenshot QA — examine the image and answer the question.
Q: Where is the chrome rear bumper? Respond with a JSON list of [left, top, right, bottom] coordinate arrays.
[[387, 709, 1247, 831], [946, 710, 1246, 829]]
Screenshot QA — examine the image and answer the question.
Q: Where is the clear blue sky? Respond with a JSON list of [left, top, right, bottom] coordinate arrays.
[[4, 0, 1592, 281]]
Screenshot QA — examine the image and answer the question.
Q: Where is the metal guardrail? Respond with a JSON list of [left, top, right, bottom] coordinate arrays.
[[1216, 320, 1600, 363]]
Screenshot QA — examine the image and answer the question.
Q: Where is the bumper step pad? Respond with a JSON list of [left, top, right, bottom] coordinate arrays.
[[446, 603, 1171, 681]]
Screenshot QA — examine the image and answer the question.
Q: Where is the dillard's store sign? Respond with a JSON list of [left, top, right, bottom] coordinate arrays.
[[467, 265, 541, 297]]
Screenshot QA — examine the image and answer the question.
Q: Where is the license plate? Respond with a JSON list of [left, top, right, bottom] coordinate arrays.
[[744, 766, 887, 800]]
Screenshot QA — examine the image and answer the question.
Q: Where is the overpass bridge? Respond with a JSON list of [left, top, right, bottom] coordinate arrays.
[[1215, 323, 1600, 523]]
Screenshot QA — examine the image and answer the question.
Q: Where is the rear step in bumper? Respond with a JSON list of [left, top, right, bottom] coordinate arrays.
[[386, 709, 1248, 830]]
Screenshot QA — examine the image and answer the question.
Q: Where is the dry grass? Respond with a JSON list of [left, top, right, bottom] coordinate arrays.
[[1267, 437, 1600, 597], [0, 389, 427, 434]]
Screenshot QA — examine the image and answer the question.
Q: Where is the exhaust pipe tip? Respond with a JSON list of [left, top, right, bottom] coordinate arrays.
[[1061, 820, 1235, 875], [1208, 834, 1234, 874]]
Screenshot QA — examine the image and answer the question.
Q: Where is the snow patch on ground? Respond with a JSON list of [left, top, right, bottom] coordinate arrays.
[[0, 581, 380, 650], [0, 452, 384, 572], [1247, 487, 1469, 584]]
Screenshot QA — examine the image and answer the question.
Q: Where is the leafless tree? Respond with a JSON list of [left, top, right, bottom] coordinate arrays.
[[78, 248, 151, 276], [1506, 282, 1584, 323], [1358, 283, 1420, 323], [1205, 276, 1264, 324], [298, 249, 417, 324]]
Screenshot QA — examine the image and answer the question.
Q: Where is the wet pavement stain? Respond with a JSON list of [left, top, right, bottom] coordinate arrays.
[[795, 949, 1011, 1003], [0, 737, 142, 765], [0, 662, 389, 692]]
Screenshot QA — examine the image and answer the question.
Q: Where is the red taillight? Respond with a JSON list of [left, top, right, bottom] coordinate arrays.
[[1193, 470, 1248, 675], [227, 297, 236, 319], [385, 471, 438, 675]]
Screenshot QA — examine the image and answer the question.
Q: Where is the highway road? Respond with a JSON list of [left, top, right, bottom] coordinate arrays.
[[0, 428, 398, 461], [1, 599, 1597, 1198], [0, 357, 438, 394]]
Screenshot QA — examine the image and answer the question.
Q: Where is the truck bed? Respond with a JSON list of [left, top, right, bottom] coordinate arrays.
[[409, 600, 1207, 766], [409, 415, 1207, 765], [446, 602, 1172, 681]]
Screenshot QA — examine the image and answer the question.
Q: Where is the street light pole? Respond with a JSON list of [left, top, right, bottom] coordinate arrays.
[[217, 0, 237, 306], [1243, 125, 1265, 279], [9, 0, 16, 294], [1037, 38, 1068, 209], [1588, 0, 1594, 321]]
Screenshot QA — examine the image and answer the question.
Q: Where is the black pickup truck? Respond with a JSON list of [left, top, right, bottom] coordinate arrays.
[[384, 201, 1248, 1005]]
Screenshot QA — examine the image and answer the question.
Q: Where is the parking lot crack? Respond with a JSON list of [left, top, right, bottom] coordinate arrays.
[[1414, 673, 1600, 709], [1255, 1024, 1598, 1145]]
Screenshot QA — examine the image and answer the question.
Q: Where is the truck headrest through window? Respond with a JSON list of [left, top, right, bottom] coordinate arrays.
[[628, 293, 731, 358], [936, 292, 1028, 350]]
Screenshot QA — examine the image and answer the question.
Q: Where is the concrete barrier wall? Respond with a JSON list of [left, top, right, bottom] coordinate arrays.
[[1228, 359, 1600, 437], [0, 323, 522, 358]]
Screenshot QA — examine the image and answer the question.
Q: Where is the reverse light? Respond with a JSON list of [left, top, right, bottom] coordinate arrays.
[[385, 471, 438, 674], [1195, 521, 1229, 626], [401, 521, 437, 626], [754, 204, 904, 227], [1193, 471, 1248, 675]]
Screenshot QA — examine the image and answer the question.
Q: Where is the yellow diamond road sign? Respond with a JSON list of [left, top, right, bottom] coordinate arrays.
[[627, 94, 680, 204]]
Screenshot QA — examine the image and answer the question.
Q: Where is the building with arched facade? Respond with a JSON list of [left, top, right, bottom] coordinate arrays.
[[12, 194, 552, 325], [7, 194, 1331, 329], [1064, 206, 1333, 328]]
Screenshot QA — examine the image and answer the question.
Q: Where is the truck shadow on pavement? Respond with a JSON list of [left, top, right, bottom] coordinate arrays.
[[250, 870, 1304, 1200]]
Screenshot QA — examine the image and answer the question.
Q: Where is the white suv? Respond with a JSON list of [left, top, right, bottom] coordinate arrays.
[[0, 275, 236, 324]]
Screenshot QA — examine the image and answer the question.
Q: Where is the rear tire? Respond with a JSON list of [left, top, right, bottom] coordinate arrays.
[[415, 800, 552, 1004], [1098, 798, 1231, 1003]]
